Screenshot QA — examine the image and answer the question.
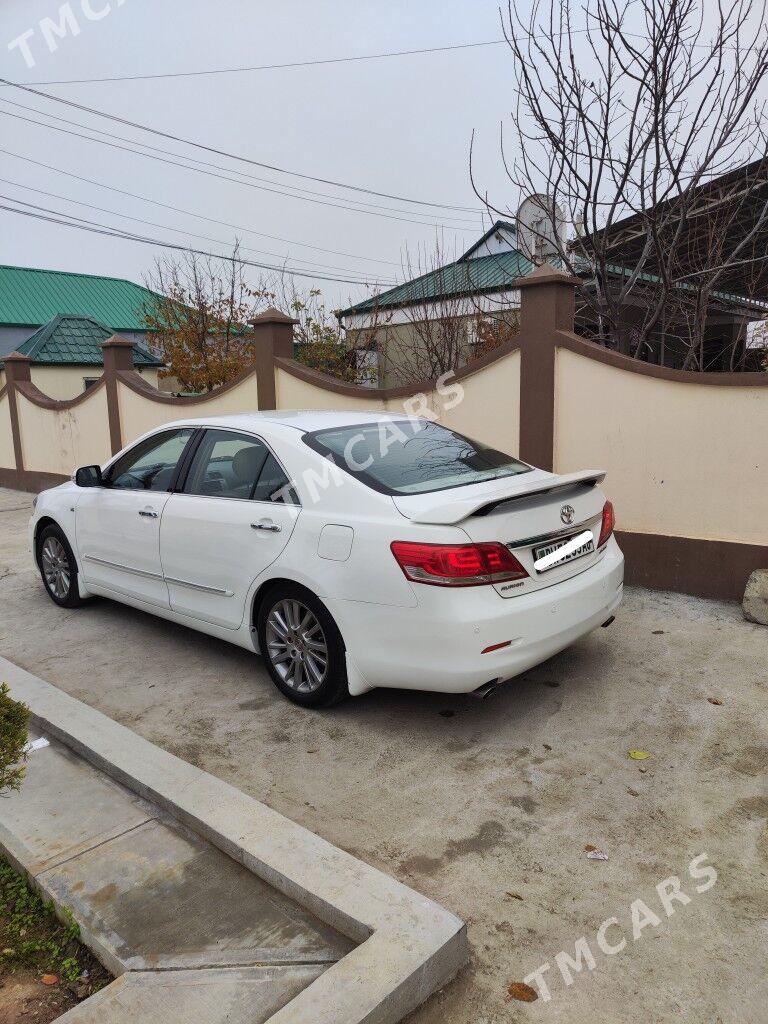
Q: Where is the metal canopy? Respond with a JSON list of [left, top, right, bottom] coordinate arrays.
[[589, 159, 768, 300]]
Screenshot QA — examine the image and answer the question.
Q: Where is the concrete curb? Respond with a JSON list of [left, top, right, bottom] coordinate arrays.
[[0, 656, 468, 1024]]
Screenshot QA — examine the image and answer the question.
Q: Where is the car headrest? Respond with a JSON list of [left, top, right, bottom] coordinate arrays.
[[232, 445, 264, 483], [152, 465, 175, 490]]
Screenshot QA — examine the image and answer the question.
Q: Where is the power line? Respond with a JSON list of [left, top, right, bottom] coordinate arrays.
[[11, 39, 508, 88], [0, 76, 483, 214], [0, 147, 401, 266], [0, 97, 480, 225], [0, 177, 398, 283], [0, 198, 393, 286], [0, 105, 479, 232]]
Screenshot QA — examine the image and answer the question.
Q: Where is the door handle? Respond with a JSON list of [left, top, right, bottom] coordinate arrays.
[[251, 521, 281, 533], [138, 509, 158, 519]]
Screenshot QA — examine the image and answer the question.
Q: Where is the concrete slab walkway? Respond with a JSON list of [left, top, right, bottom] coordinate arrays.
[[58, 967, 328, 1024], [1, 731, 353, 1021], [0, 657, 467, 1023]]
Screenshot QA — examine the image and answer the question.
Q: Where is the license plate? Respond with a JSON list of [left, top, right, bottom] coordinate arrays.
[[533, 532, 594, 572]]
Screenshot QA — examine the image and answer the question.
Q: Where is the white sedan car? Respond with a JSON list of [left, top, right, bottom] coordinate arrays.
[[30, 412, 624, 707]]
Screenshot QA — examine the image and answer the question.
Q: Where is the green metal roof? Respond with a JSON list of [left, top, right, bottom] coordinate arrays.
[[0, 264, 159, 330], [339, 248, 534, 317], [7, 315, 163, 367], [599, 261, 768, 311]]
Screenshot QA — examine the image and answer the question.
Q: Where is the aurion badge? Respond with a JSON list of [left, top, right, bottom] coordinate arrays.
[[560, 504, 575, 526]]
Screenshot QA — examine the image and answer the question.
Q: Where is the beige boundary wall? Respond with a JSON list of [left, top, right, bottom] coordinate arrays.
[[554, 347, 768, 547], [0, 364, 161, 402], [16, 385, 112, 476], [274, 351, 521, 456], [0, 286, 765, 600]]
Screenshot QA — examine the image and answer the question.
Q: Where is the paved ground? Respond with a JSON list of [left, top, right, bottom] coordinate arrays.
[[1, 487, 766, 1023]]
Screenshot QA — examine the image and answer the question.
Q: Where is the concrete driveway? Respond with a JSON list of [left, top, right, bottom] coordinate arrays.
[[1, 486, 766, 1023]]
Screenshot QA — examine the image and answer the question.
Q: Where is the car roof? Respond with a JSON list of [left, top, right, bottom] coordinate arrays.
[[154, 410, 420, 435]]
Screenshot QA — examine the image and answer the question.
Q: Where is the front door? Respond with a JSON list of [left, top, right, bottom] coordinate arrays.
[[75, 427, 195, 607], [160, 428, 299, 629]]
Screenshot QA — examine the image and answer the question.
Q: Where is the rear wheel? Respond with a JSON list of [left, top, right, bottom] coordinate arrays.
[[38, 524, 85, 608], [257, 583, 348, 707]]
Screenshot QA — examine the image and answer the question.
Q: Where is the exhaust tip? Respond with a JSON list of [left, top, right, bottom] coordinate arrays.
[[473, 678, 502, 699], [601, 615, 616, 628]]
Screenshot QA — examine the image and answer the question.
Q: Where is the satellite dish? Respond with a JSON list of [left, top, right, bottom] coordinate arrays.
[[516, 194, 565, 263]]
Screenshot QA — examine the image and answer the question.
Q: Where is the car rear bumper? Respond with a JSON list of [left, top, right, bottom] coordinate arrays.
[[329, 538, 624, 695]]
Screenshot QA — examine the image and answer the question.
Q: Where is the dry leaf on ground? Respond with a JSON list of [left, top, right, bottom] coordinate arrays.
[[507, 981, 538, 1002]]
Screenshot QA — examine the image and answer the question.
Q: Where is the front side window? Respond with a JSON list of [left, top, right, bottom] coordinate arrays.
[[108, 428, 194, 491], [303, 420, 531, 496], [182, 429, 298, 503]]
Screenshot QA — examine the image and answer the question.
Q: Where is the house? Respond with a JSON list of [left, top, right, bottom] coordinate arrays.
[[0, 264, 165, 397], [0, 315, 163, 399], [573, 159, 768, 369], [338, 223, 533, 387], [342, 195, 768, 384]]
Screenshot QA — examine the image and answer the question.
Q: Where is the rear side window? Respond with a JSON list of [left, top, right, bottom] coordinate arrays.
[[252, 453, 298, 504], [303, 420, 531, 495], [182, 428, 299, 504], [184, 430, 268, 499]]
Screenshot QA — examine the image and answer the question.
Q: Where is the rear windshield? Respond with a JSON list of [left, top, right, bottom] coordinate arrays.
[[302, 420, 531, 495]]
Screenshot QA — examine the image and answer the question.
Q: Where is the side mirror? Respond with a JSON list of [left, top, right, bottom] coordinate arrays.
[[74, 465, 103, 488]]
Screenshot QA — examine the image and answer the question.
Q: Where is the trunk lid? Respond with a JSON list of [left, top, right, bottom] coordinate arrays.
[[392, 469, 608, 597]]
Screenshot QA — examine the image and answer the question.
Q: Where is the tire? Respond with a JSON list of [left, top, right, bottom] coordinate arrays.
[[257, 582, 348, 708], [37, 524, 86, 608]]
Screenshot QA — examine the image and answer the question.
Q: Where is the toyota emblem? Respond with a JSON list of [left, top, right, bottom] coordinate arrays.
[[560, 504, 575, 525]]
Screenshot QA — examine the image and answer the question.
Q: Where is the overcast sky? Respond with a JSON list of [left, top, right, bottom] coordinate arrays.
[[0, 0, 525, 309]]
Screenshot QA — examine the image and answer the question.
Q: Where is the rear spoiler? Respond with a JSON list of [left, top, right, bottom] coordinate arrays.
[[398, 470, 606, 525]]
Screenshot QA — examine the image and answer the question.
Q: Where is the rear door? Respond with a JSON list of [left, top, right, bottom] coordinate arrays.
[[75, 427, 196, 607], [160, 428, 299, 629]]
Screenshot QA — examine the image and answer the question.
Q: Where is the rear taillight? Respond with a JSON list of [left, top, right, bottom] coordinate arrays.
[[391, 541, 529, 587], [598, 500, 615, 547]]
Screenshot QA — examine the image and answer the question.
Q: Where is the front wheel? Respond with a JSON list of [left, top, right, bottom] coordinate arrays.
[[38, 524, 86, 608], [257, 583, 348, 708]]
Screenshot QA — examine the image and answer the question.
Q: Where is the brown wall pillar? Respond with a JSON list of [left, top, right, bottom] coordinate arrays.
[[514, 265, 580, 471], [249, 307, 298, 410], [3, 352, 32, 472], [101, 336, 135, 455]]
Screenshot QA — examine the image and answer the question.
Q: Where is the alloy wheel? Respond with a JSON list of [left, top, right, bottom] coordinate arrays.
[[41, 536, 71, 601], [265, 599, 328, 693]]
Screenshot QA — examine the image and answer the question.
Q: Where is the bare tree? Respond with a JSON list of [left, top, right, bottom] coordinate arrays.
[[267, 273, 373, 384], [474, 0, 768, 368], [353, 239, 519, 386]]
